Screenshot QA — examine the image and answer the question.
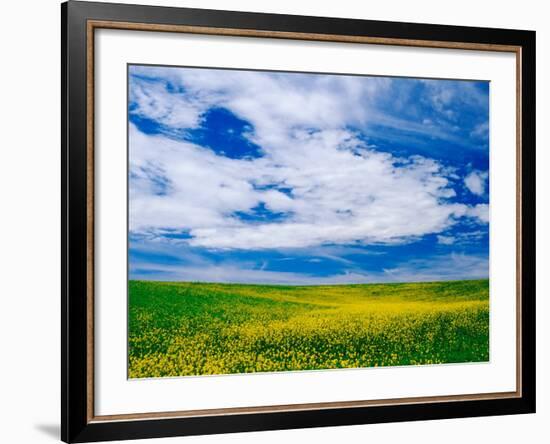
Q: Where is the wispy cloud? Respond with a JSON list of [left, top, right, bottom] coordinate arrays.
[[130, 246, 488, 284], [437, 235, 455, 245], [379, 252, 489, 283]]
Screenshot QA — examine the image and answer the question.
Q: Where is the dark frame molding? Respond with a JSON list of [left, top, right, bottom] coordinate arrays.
[[62, 1, 536, 442]]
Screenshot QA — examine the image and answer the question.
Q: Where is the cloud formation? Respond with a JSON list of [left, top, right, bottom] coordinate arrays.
[[129, 67, 488, 251]]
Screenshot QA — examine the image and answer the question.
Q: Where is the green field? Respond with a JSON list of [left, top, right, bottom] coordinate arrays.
[[128, 279, 489, 378]]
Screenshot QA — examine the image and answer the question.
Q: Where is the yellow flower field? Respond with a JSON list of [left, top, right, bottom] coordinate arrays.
[[128, 279, 489, 378]]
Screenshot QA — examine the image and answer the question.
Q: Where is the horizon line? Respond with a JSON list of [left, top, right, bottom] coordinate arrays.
[[128, 277, 489, 287]]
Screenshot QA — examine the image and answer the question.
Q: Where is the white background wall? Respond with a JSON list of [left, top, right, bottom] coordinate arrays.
[[0, 0, 546, 443]]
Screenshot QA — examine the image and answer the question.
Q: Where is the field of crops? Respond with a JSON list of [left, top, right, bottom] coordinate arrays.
[[128, 279, 489, 378]]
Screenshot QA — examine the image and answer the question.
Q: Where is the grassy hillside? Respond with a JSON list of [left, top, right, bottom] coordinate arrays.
[[128, 279, 489, 378]]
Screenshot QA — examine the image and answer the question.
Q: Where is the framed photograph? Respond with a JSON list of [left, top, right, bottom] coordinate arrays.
[[62, 1, 536, 442]]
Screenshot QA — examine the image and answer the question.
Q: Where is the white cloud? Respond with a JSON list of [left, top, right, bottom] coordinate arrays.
[[437, 235, 455, 245], [129, 69, 489, 250], [130, 124, 487, 249], [129, 76, 205, 129], [130, 67, 381, 133], [437, 229, 487, 246], [466, 204, 489, 223], [464, 170, 488, 196]]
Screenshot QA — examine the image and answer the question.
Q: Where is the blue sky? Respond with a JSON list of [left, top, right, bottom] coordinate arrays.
[[128, 65, 489, 284]]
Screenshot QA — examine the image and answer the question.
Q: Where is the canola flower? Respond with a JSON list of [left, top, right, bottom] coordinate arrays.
[[128, 279, 489, 378]]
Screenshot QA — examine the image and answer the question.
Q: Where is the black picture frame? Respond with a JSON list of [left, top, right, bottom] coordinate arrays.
[[62, 1, 536, 442]]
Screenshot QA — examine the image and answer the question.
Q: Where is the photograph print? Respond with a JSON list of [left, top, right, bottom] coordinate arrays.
[[127, 64, 490, 379]]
